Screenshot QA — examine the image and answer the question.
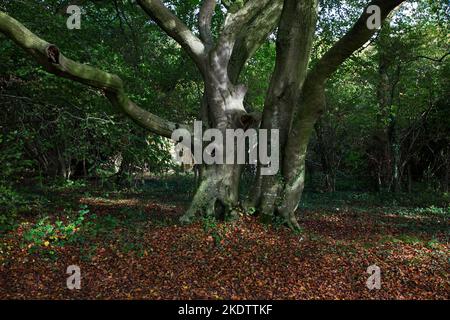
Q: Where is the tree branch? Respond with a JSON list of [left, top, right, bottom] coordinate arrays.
[[199, 0, 216, 50], [220, 0, 271, 44], [309, 0, 404, 83], [228, 0, 283, 83], [415, 52, 450, 63], [212, 0, 272, 76], [136, 0, 206, 69], [0, 10, 187, 139]]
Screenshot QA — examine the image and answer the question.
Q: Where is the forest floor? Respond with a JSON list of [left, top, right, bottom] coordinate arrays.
[[0, 177, 448, 299]]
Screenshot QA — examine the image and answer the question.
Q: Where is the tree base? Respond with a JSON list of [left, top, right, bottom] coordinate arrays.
[[180, 164, 241, 223]]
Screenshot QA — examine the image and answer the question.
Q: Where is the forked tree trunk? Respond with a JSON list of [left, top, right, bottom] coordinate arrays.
[[252, 0, 319, 230], [180, 49, 254, 222], [0, 0, 405, 231], [254, 0, 404, 230], [179, 0, 283, 222]]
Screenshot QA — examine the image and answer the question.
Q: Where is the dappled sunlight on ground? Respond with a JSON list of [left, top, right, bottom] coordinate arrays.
[[1, 187, 448, 300]]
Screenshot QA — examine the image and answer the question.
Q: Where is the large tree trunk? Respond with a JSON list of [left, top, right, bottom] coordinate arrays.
[[277, 84, 325, 230], [180, 72, 248, 222], [256, 0, 405, 230], [179, 0, 283, 222], [251, 0, 315, 199], [181, 164, 241, 222], [252, 0, 319, 230], [180, 41, 256, 222]]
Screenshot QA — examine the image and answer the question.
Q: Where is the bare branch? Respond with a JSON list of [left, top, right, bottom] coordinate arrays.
[[415, 52, 450, 63], [199, 0, 216, 49], [0, 11, 187, 139], [136, 0, 206, 68]]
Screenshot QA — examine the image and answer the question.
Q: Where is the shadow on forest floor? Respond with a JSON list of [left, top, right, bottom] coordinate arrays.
[[0, 177, 448, 299]]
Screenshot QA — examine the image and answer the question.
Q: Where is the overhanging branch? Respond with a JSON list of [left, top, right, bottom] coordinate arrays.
[[137, 0, 206, 69], [309, 0, 405, 83], [415, 52, 450, 63], [0, 11, 188, 139]]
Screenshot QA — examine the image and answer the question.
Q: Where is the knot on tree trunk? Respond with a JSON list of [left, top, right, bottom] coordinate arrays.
[[228, 110, 261, 130], [239, 112, 261, 130], [46, 44, 60, 64]]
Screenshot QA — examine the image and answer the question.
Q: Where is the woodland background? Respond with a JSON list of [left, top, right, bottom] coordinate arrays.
[[0, 0, 448, 299]]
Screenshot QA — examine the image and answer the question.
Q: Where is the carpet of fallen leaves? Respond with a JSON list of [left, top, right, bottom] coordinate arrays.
[[0, 191, 448, 300]]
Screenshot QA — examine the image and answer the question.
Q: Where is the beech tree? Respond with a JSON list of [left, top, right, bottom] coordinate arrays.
[[0, 0, 404, 230]]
